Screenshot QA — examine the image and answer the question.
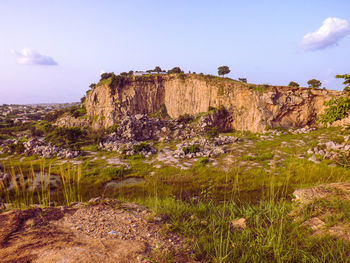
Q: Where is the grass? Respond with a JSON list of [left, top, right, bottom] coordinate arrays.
[[137, 193, 350, 262], [1, 126, 350, 261], [0, 162, 82, 208], [241, 152, 274, 161]]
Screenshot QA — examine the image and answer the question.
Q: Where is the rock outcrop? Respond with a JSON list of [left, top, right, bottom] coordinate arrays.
[[61, 74, 348, 132]]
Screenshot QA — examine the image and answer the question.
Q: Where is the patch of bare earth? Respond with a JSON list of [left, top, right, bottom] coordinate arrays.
[[0, 200, 193, 263]]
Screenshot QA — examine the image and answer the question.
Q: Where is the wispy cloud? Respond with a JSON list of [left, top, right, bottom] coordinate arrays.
[[301, 17, 350, 51], [11, 48, 57, 65]]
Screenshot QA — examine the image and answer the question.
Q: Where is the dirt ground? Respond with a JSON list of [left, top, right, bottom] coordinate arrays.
[[0, 200, 193, 263]]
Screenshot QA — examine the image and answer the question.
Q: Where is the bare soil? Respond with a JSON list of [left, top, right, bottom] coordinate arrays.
[[0, 200, 193, 263]]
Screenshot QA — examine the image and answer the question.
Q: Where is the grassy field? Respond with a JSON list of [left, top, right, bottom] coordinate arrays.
[[1, 127, 350, 262]]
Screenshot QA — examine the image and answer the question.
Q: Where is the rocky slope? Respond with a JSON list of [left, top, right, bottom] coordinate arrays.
[[61, 74, 349, 132]]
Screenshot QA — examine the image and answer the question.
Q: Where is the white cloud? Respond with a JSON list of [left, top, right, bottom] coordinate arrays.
[[301, 17, 350, 51], [11, 48, 57, 65]]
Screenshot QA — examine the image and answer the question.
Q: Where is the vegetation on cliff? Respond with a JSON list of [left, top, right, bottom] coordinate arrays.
[[319, 74, 350, 126]]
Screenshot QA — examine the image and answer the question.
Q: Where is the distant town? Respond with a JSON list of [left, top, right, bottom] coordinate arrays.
[[0, 103, 79, 125]]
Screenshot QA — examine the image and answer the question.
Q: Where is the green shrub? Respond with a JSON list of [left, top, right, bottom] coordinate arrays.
[[319, 96, 350, 126], [133, 142, 152, 153], [44, 109, 65, 122], [205, 126, 219, 138], [249, 84, 269, 92], [168, 67, 183, 74], [108, 124, 119, 134], [177, 114, 194, 124], [99, 166, 127, 180], [197, 157, 210, 165], [70, 106, 87, 118], [9, 142, 25, 153], [183, 144, 201, 154], [46, 127, 85, 150], [242, 152, 274, 161], [208, 106, 216, 112]]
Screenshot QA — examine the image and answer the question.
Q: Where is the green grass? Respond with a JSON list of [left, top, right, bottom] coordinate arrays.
[[242, 152, 274, 161], [1, 126, 350, 261], [136, 196, 350, 262], [0, 162, 82, 208]]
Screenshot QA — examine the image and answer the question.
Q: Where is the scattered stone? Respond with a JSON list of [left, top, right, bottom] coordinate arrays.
[[302, 217, 325, 231], [308, 155, 320, 164], [230, 218, 247, 231], [307, 139, 350, 164], [173, 135, 238, 159], [0, 137, 80, 159]]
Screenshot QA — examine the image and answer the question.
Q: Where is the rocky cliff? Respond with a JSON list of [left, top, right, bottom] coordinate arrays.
[[64, 74, 348, 132]]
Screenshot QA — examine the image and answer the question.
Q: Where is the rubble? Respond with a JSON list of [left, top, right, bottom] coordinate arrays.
[[0, 137, 80, 159], [307, 137, 350, 161], [173, 135, 238, 158], [100, 114, 234, 157]]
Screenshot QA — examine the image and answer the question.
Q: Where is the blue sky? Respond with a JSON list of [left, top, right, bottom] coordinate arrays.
[[1, 0, 349, 104]]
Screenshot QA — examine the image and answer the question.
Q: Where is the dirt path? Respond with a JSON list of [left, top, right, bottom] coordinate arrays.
[[0, 200, 192, 263]]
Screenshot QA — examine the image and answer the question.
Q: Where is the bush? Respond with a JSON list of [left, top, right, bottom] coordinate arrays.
[[319, 74, 350, 126], [197, 157, 210, 165], [307, 79, 322, 89], [183, 144, 201, 154], [8, 142, 25, 154], [319, 96, 350, 125], [178, 114, 194, 124], [107, 124, 119, 134], [46, 127, 85, 150], [168, 67, 183, 74], [205, 126, 219, 138], [70, 106, 87, 118], [44, 109, 65, 122], [288, 81, 300, 87], [133, 142, 152, 153], [30, 121, 54, 136], [100, 72, 115, 81]]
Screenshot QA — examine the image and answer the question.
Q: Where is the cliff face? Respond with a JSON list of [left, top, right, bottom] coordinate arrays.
[[82, 74, 345, 132]]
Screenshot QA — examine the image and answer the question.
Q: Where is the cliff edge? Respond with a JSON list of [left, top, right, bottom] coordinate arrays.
[[58, 74, 348, 132]]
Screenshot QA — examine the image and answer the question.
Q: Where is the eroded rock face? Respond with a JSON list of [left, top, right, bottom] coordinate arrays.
[[62, 74, 348, 132]]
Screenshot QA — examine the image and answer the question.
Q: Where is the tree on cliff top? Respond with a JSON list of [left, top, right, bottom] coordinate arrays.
[[288, 81, 300, 87], [218, 66, 230, 77], [100, 72, 115, 81], [154, 66, 162, 73], [307, 79, 322, 89], [168, 67, 183, 74], [336, 74, 350, 94]]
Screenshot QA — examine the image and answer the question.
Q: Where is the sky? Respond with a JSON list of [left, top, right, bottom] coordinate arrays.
[[0, 0, 350, 104]]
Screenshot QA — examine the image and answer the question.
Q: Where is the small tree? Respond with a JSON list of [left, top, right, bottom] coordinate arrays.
[[319, 74, 350, 126], [288, 81, 300, 87], [307, 79, 322, 89], [218, 66, 230, 77], [120, 72, 128, 76], [154, 66, 162, 73], [238, 78, 247, 83], [336, 74, 350, 94], [168, 67, 183, 74], [100, 72, 115, 81], [128, 70, 134, 76], [89, 83, 96, 89]]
